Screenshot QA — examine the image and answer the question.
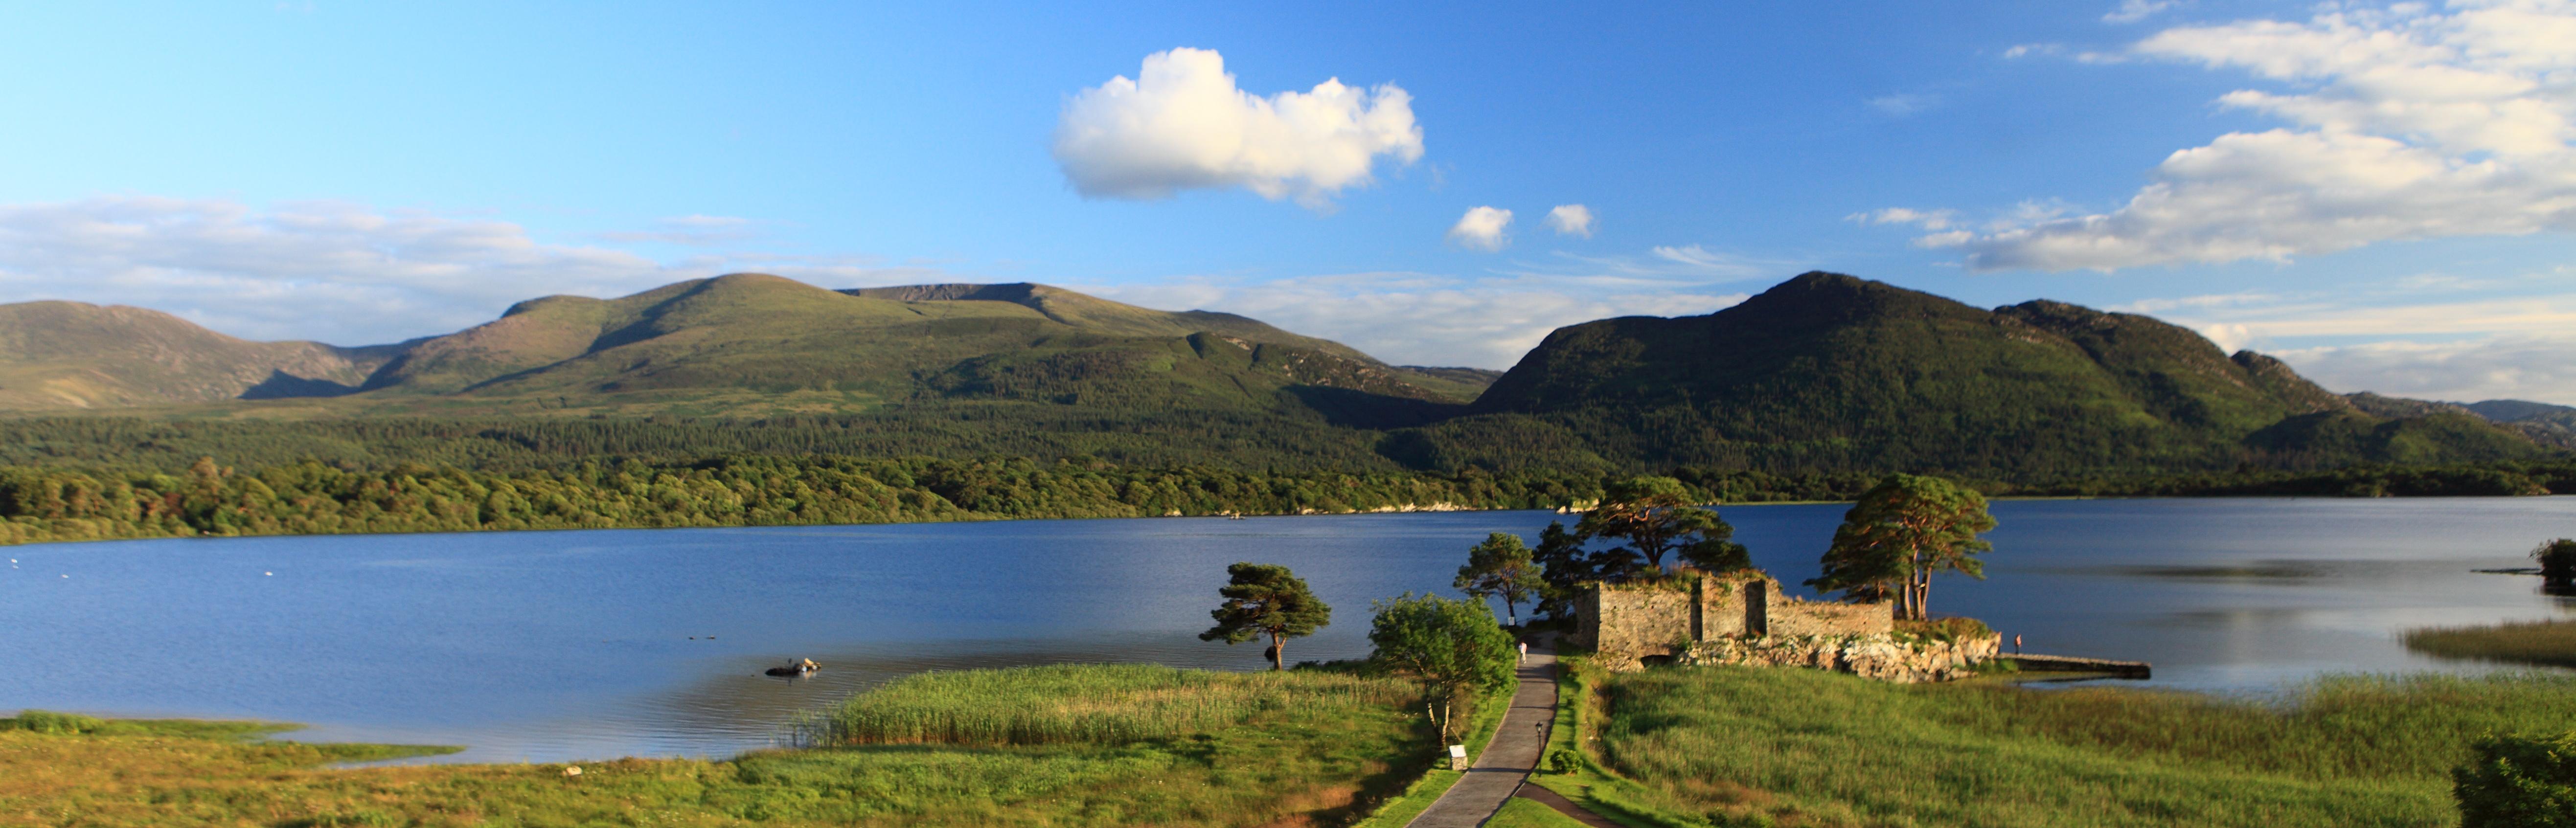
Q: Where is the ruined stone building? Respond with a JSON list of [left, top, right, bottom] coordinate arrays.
[[1573, 568, 1998, 682], [1573, 569, 1890, 664]]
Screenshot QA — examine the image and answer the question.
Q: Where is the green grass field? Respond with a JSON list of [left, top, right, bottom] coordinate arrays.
[[1571, 666, 2576, 828], [2404, 618, 2576, 669], [1, 664, 1441, 828]]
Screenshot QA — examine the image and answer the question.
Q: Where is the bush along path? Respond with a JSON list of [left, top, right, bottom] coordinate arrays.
[[1406, 639, 1614, 828]]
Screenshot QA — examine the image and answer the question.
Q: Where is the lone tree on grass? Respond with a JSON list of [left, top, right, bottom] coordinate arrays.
[[1576, 476, 1747, 577], [1200, 562, 1331, 671], [1807, 473, 1994, 621], [1367, 593, 1515, 743], [1455, 532, 1546, 626]]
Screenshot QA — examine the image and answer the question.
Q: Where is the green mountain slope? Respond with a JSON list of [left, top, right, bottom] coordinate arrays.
[[1432, 271, 2545, 475], [338, 273, 1472, 423], [0, 302, 397, 409], [0, 275, 1480, 423]]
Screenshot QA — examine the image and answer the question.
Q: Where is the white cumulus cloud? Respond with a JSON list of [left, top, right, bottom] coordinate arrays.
[[1910, 1, 2576, 272], [1051, 48, 1425, 209], [1545, 204, 1596, 238], [1447, 206, 1513, 251]]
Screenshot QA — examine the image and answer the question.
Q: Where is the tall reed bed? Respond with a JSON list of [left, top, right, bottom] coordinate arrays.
[[2404, 619, 2576, 669], [814, 663, 1414, 747], [1591, 668, 2576, 827]]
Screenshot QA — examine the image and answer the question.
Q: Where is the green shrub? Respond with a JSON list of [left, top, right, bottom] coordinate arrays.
[[2537, 539, 2576, 586], [1546, 747, 1580, 775], [4, 710, 107, 735], [1894, 616, 1991, 643], [2456, 731, 2576, 827]]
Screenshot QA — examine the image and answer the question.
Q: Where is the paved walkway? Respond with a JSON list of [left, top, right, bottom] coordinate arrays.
[[1403, 643, 1560, 828], [1513, 783, 1623, 828]]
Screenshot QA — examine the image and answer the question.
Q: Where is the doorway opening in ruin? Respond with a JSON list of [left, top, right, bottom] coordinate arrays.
[[1745, 579, 1769, 636]]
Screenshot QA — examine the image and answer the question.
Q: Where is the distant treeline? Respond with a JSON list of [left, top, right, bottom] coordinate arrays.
[[0, 455, 1622, 546], [3, 451, 2567, 548], [0, 411, 1421, 476], [2025, 460, 2576, 499]]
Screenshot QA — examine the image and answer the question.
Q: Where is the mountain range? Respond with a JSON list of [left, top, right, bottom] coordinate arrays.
[[0, 270, 2561, 478], [0, 273, 1487, 420]]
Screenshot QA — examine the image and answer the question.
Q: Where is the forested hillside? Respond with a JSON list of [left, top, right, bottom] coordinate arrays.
[[1448, 272, 2551, 477]]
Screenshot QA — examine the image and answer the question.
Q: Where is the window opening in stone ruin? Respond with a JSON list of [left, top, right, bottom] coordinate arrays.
[[1745, 579, 1769, 637]]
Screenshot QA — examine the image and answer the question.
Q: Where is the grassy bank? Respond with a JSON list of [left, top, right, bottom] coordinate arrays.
[[1571, 667, 2576, 828], [2404, 618, 2576, 669], [2, 664, 1436, 827]]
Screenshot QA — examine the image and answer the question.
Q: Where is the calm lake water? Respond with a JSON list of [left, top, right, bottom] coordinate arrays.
[[5, 497, 2574, 762]]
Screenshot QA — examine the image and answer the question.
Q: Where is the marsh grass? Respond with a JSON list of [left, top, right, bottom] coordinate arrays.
[[2404, 619, 2576, 669], [1588, 667, 2576, 827], [2, 665, 1432, 828], [815, 663, 1414, 746]]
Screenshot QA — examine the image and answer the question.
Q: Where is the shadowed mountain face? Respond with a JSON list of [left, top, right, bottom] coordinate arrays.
[[0, 302, 399, 409], [1435, 271, 2545, 474]]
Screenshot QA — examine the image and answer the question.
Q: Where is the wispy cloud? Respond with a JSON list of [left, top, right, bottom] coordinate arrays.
[[1865, 93, 1940, 116], [2101, 0, 2177, 24], [1081, 271, 1749, 369], [592, 215, 762, 246], [0, 197, 943, 345], [1905, 2, 2576, 272], [2278, 334, 2576, 405], [2113, 275, 2576, 403]]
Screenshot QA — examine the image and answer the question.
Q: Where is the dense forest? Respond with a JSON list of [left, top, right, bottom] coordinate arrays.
[[3, 449, 2567, 548]]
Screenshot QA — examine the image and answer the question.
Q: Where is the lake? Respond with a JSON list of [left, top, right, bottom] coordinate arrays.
[[4, 497, 2574, 762]]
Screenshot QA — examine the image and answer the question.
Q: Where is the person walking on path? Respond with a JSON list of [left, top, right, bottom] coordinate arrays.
[[1405, 638, 1558, 828], [1518, 640, 1528, 665]]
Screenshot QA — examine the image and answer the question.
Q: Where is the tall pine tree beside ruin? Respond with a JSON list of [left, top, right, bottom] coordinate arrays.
[[1808, 473, 1994, 621]]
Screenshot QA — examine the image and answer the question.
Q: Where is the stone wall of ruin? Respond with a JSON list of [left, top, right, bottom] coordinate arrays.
[[1769, 597, 1892, 637], [1582, 569, 1903, 674], [1578, 584, 1697, 667], [1687, 632, 2001, 684]]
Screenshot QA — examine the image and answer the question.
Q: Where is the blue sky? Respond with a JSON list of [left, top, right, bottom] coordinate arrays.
[[2, 1, 2572, 402]]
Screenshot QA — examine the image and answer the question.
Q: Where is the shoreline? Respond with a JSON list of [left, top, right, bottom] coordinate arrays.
[[5, 490, 2565, 551]]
